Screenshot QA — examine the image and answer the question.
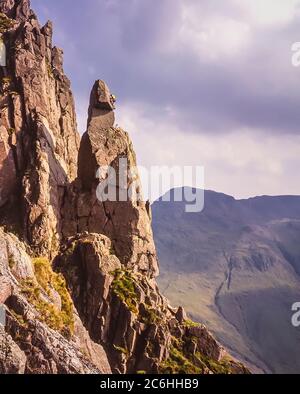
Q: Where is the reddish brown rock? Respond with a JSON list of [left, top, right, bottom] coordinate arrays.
[[0, 228, 111, 374], [0, 276, 12, 303], [0, 0, 80, 256], [78, 80, 115, 190], [71, 80, 159, 278], [175, 306, 187, 324], [0, 326, 26, 374], [0, 126, 17, 207], [55, 234, 249, 374]]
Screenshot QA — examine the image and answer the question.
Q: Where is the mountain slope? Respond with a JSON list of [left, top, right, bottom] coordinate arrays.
[[152, 188, 300, 373]]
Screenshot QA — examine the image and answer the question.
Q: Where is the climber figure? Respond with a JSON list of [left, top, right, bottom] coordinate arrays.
[[110, 94, 116, 109]]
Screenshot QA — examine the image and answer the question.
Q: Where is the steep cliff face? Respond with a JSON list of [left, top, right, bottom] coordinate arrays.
[[0, 0, 109, 373], [54, 233, 247, 374], [64, 79, 159, 279], [0, 0, 79, 257], [0, 228, 111, 374], [0, 0, 249, 374]]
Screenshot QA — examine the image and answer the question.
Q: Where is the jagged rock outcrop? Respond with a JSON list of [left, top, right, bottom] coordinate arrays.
[[0, 326, 26, 374], [0, 0, 110, 374], [0, 0, 80, 256], [64, 80, 159, 278], [0, 0, 250, 375], [0, 228, 111, 374], [54, 233, 248, 374]]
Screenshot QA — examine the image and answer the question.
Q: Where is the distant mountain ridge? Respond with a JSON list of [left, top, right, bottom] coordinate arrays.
[[152, 188, 300, 373]]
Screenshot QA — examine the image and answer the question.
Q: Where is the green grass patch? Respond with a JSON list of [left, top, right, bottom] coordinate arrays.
[[197, 353, 235, 374], [111, 269, 139, 314], [113, 344, 129, 356], [9, 309, 28, 328], [159, 335, 236, 375], [183, 319, 201, 328], [20, 258, 74, 338], [7, 127, 15, 136], [45, 58, 54, 78], [139, 304, 160, 325], [0, 13, 14, 34], [159, 346, 202, 374], [8, 255, 15, 269]]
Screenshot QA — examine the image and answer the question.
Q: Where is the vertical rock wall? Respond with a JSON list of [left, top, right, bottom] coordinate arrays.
[[0, 0, 80, 256]]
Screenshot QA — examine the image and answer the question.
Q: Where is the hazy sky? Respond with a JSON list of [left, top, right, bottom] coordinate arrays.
[[31, 0, 300, 199]]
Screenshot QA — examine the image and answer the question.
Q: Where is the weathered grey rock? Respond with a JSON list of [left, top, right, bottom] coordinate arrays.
[[187, 325, 227, 361], [72, 80, 159, 278], [0, 276, 12, 303], [175, 306, 187, 324], [0, 326, 26, 374], [78, 80, 115, 190], [0, 126, 17, 208], [55, 234, 249, 374], [73, 312, 111, 374], [0, 0, 80, 256], [0, 0, 31, 21], [0, 228, 111, 374], [5, 298, 107, 374], [89, 79, 115, 112]]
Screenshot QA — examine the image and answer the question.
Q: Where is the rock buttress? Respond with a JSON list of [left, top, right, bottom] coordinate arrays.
[[0, 228, 111, 374], [55, 233, 250, 374], [0, 0, 80, 256], [0, 0, 111, 375], [64, 80, 159, 279]]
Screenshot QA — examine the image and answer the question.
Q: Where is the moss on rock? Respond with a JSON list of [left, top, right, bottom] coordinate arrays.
[[111, 269, 139, 314], [159, 334, 240, 375], [0, 13, 14, 34], [20, 258, 74, 338]]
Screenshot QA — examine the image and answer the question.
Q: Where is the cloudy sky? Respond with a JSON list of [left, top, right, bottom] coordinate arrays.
[[31, 0, 300, 200]]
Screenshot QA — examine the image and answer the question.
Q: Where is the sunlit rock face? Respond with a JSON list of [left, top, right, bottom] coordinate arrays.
[[0, 0, 80, 256]]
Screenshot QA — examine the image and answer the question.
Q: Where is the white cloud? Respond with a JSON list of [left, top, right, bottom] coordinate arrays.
[[31, 0, 300, 200], [235, 0, 300, 26], [117, 102, 300, 200], [160, 0, 300, 63], [178, 6, 251, 60]]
